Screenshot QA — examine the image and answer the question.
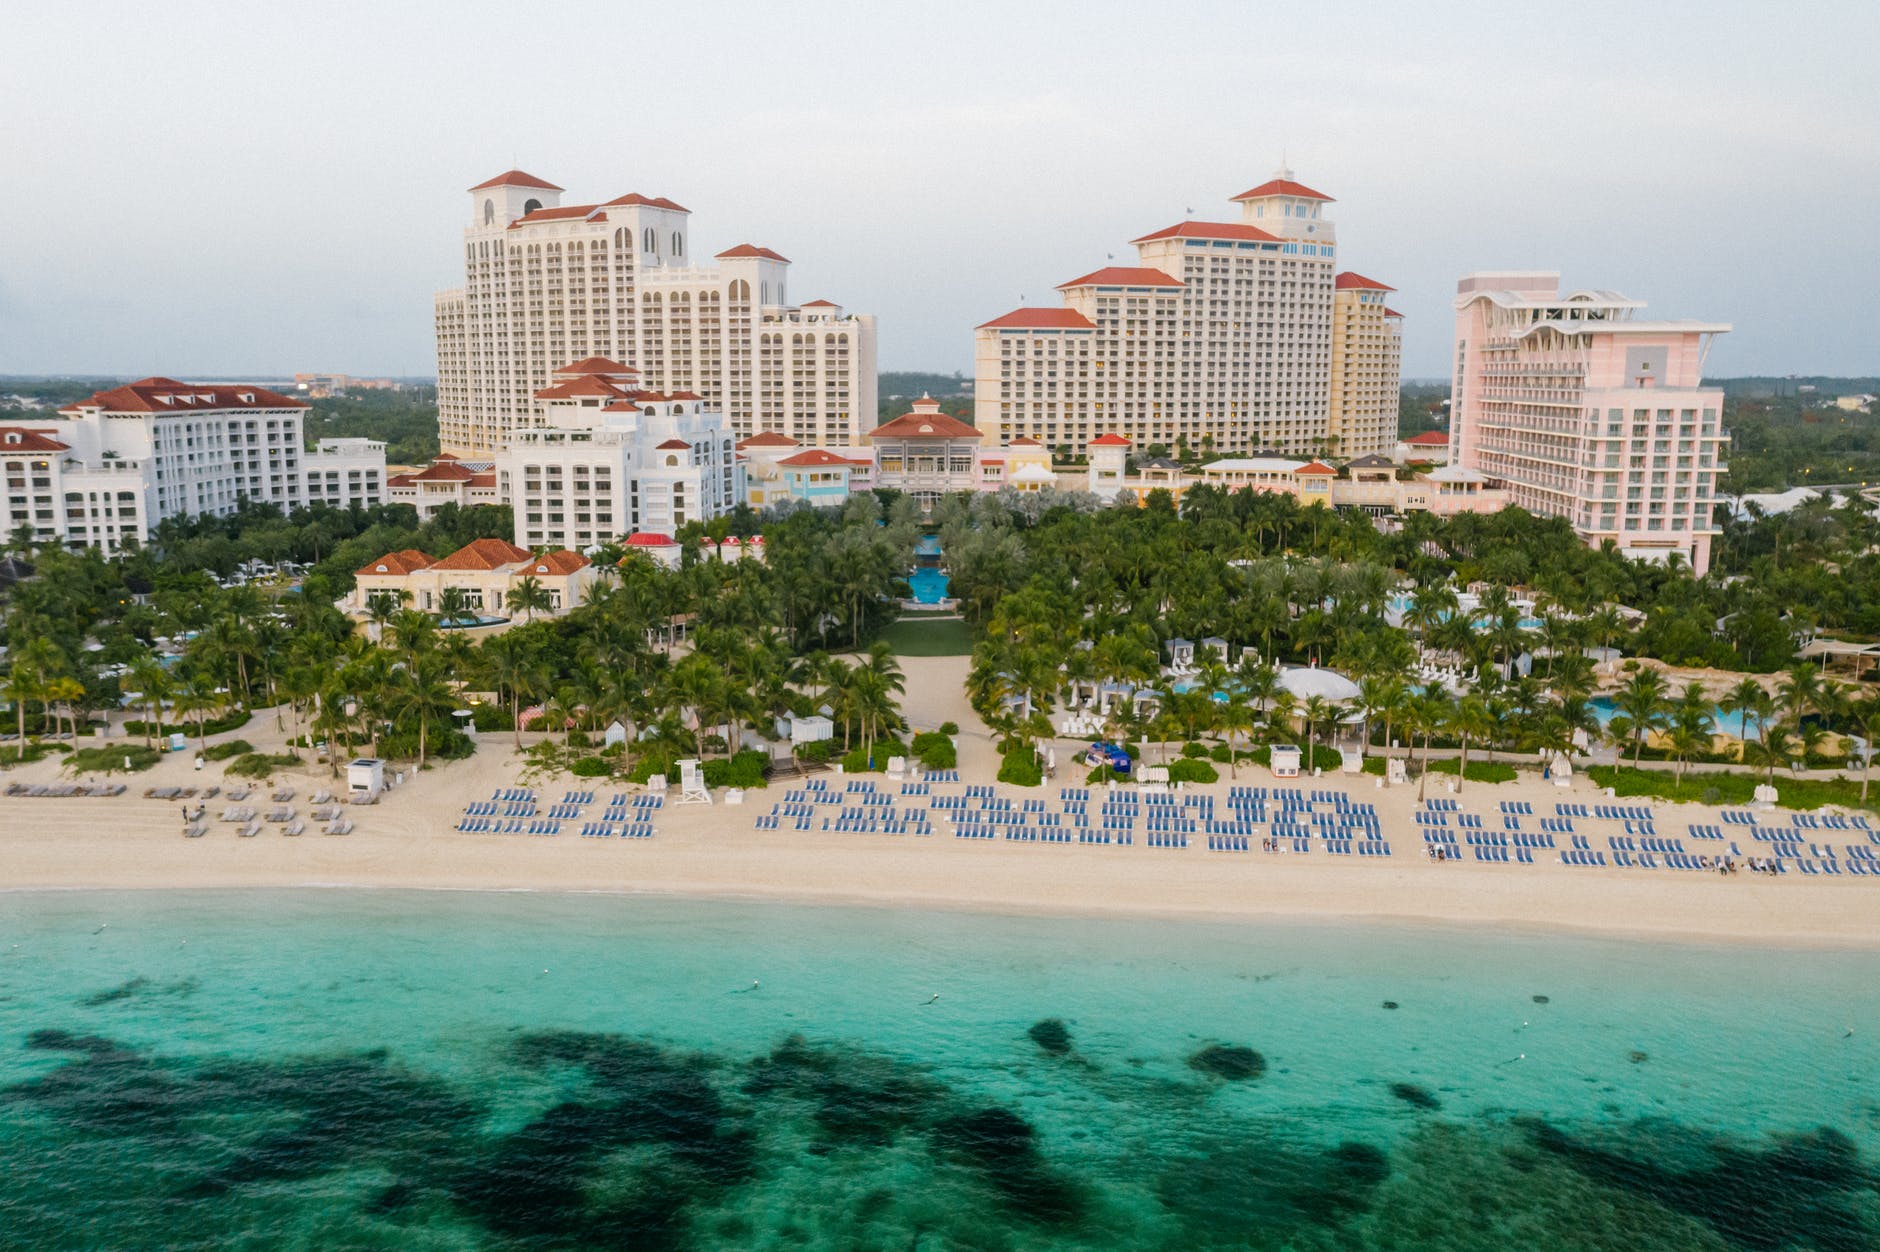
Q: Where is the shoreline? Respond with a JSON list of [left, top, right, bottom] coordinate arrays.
[[6, 852, 1878, 953]]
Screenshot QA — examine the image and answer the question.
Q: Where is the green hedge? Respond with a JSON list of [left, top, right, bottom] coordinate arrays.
[[201, 739, 255, 762], [1586, 765, 1877, 812], [1086, 765, 1128, 786], [702, 751, 769, 789], [796, 739, 836, 763], [124, 709, 252, 738], [1425, 759, 1519, 784], [1181, 741, 1210, 759], [571, 756, 613, 778], [380, 727, 475, 763], [910, 731, 957, 771], [997, 744, 1043, 788], [1167, 758, 1218, 785], [469, 702, 513, 732], [66, 745, 163, 774], [225, 752, 303, 780]]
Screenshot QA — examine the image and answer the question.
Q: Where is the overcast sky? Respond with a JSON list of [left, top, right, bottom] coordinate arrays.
[[3, 1, 1876, 381]]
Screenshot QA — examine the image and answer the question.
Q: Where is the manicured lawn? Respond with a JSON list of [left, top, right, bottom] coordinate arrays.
[[877, 617, 974, 657], [1587, 765, 1879, 812]]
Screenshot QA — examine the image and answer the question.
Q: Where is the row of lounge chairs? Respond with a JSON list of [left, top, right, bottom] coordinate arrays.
[[456, 817, 560, 835], [577, 822, 655, 838], [7, 782, 127, 798]]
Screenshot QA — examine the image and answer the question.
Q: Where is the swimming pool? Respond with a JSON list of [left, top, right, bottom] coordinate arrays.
[[1588, 695, 1761, 741], [908, 568, 950, 604], [438, 614, 508, 630]]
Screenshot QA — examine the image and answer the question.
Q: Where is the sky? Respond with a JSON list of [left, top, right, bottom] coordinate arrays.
[[3, 1, 1877, 381]]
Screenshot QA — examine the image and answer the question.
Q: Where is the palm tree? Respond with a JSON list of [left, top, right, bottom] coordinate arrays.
[[437, 585, 471, 625], [1217, 689, 1256, 779], [1719, 676, 1767, 743], [1405, 689, 1451, 803], [481, 633, 545, 750], [44, 675, 86, 742], [1449, 695, 1495, 793], [126, 657, 171, 750], [1611, 669, 1669, 766], [507, 576, 554, 625], [1357, 676, 1409, 768], [365, 591, 405, 643], [1298, 695, 1334, 773], [391, 655, 455, 767], [172, 671, 222, 753], [1853, 696, 1880, 804]]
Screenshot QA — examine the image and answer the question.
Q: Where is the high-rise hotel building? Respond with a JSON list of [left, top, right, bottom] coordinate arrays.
[[974, 171, 1401, 457], [1450, 273, 1730, 573], [436, 171, 877, 457]]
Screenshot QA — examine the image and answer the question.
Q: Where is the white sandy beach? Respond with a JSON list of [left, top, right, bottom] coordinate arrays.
[[3, 655, 1877, 948]]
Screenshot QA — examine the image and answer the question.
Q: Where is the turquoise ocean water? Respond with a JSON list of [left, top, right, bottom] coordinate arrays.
[[0, 890, 1875, 1249]]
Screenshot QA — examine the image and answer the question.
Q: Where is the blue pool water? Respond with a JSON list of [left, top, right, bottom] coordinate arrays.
[[908, 567, 950, 603], [915, 534, 943, 558], [0, 890, 1874, 1249], [437, 614, 507, 630], [1589, 695, 1762, 741]]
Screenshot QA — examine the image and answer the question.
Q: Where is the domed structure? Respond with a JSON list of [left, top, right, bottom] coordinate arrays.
[[1275, 666, 1360, 703]]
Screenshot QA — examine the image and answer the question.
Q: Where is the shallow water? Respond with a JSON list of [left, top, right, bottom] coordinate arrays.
[[0, 890, 1875, 1249]]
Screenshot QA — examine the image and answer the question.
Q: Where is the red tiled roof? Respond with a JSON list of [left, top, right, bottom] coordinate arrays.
[[1232, 178, 1334, 202], [600, 193, 689, 212], [554, 356, 637, 377], [976, 308, 1098, 331], [737, 432, 800, 448], [469, 169, 563, 192], [357, 549, 433, 577], [1383, 307, 1404, 318], [1296, 461, 1337, 475], [407, 461, 476, 482], [1090, 434, 1132, 447], [801, 299, 839, 307], [528, 550, 590, 575], [625, 532, 676, 547], [507, 204, 599, 228], [668, 390, 703, 401], [62, 378, 308, 414], [468, 472, 497, 488], [777, 448, 855, 468], [430, 538, 530, 571], [1008, 436, 1044, 447], [716, 244, 790, 262], [1131, 221, 1283, 245], [869, 411, 981, 441], [721, 536, 742, 545], [603, 401, 642, 414], [0, 427, 72, 452], [1403, 430, 1450, 445], [655, 439, 691, 451], [1057, 266, 1183, 289], [1335, 271, 1395, 291], [534, 377, 627, 400], [386, 473, 415, 488], [433, 452, 459, 461]]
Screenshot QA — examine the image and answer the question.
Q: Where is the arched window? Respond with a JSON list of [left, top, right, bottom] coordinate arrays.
[[665, 454, 679, 467], [761, 282, 769, 304], [644, 227, 657, 253], [523, 198, 542, 215], [730, 279, 750, 302], [483, 199, 495, 225], [671, 231, 683, 257]]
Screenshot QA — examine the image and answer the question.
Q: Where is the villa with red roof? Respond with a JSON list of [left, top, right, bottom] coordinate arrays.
[[1393, 429, 1453, 465], [2, 379, 387, 553], [974, 167, 1402, 460], [347, 537, 597, 621], [437, 169, 877, 456]]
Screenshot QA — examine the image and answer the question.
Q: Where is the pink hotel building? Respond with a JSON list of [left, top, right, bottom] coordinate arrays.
[[1450, 273, 1730, 574]]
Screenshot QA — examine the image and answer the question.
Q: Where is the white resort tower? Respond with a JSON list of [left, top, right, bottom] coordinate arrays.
[[436, 170, 877, 456], [1450, 272, 1730, 573], [974, 170, 1401, 458]]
